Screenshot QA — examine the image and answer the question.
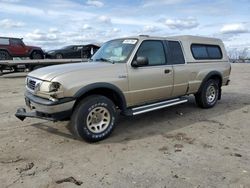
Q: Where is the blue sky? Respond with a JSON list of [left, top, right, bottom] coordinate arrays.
[[0, 0, 249, 55]]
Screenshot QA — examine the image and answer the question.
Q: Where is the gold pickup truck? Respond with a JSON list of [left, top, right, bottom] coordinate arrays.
[[16, 35, 231, 142]]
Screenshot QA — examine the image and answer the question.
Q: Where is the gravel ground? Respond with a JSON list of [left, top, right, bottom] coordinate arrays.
[[0, 64, 250, 188]]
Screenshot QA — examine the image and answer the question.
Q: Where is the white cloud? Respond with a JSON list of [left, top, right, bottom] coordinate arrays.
[[143, 0, 185, 7], [142, 25, 159, 33], [49, 28, 59, 33], [98, 15, 111, 24], [86, 0, 104, 8], [220, 23, 249, 34], [165, 18, 199, 30], [82, 24, 92, 30], [25, 29, 59, 41], [112, 28, 120, 33], [0, 19, 24, 29], [0, 0, 20, 2]]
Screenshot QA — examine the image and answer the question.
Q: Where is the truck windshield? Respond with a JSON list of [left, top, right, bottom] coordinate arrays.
[[91, 39, 137, 63]]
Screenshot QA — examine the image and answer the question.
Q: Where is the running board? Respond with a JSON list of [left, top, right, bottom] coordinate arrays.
[[127, 98, 188, 116]]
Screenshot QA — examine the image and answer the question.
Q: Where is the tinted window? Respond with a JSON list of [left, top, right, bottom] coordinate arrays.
[[207, 46, 222, 59], [136, 40, 166, 66], [168, 41, 185, 64], [191, 44, 222, 60], [11, 39, 23, 46]]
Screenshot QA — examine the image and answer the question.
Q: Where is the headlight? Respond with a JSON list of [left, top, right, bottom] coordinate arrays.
[[39, 81, 61, 92], [49, 82, 61, 92]]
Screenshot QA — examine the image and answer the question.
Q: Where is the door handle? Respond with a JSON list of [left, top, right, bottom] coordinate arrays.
[[164, 69, 171, 74]]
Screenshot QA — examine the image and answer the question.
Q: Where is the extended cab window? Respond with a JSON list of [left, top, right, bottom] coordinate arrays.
[[167, 41, 185, 64], [136, 40, 166, 66], [191, 44, 222, 60]]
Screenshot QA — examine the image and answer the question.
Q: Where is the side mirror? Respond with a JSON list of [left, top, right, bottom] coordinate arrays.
[[132, 56, 149, 67]]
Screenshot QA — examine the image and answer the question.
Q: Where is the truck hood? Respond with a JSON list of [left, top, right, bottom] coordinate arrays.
[[28, 62, 122, 81]]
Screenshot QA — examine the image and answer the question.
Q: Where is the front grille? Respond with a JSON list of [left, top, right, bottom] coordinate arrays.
[[27, 79, 36, 90]]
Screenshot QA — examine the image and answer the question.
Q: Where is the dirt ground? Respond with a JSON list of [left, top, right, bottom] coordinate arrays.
[[0, 64, 250, 188]]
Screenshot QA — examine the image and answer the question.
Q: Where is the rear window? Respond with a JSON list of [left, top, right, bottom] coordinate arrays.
[[0, 38, 9, 45], [191, 44, 222, 60]]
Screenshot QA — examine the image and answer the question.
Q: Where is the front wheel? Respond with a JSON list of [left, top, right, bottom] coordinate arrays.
[[55, 53, 63, 59], [71, 95, 117, 142], [195, 79, 219, 108]]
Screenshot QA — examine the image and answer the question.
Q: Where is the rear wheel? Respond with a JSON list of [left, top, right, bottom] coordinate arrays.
[[195, 79, 219, 108], [0, 50, 12, 60], [55, 53, 63, 59], [71, 95, 117, 142], [31, 51, 44, 59]]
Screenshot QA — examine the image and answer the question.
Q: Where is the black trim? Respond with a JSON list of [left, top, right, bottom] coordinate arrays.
[[198, 71, 222, 93], [28, 49, 44, 57], [74, 82, 127, 111], [25, 91, 75, 106], [15, 107, 72, 121]]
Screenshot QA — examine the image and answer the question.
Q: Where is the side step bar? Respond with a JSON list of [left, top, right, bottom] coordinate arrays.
[[128, 98, 188, 116]]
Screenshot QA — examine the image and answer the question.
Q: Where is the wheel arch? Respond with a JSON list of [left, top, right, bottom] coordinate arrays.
[[55, 53, 63, 58], [29, 49, 44, 57], [197, 71, 223, 99], [0, 48, 11, 56], [73, 82, 127, 112]]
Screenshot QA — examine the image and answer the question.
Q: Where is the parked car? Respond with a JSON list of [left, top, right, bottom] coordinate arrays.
[[0, 37, 44, 60], [16, 35, 231, 142], [45, 44, 100, 59]]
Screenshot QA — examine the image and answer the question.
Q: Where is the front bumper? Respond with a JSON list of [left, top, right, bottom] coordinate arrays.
[[15, 91, 75, 121]]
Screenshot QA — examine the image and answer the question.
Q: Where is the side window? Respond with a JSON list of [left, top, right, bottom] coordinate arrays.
[[0, 38, 10, 45], [136, 40, 166, 66], [167, 41, 185, 64], [11, 39, 23, 46], [76, 46, 83, 51], [191, 44, 222, 60], [207, 46, 222, 59], [191, 45, 208, 59]]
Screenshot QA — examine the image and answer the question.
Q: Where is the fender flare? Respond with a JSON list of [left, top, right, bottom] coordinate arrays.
[[29, 49, 44, 56], [197, 71, 223, 96], [74, 82, 127, 111]]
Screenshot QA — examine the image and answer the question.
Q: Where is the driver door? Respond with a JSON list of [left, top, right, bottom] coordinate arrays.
[[127, 40, 174, 106]]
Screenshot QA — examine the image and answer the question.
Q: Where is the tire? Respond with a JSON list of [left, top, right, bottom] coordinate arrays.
[[0, 50, 12, 60], [31, 51, 44, 59], [195, 79, 219, 108], [55, 54, 63, 59], [71, 95, 117, 142]]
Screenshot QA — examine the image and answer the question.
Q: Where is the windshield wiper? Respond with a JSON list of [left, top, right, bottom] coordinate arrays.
[[95, 58, 115, 64]]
